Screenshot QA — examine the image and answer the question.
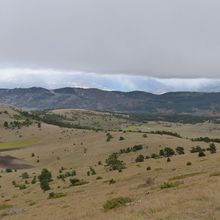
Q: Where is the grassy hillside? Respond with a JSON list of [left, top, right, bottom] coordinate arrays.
[[0, 107, 220, 219]]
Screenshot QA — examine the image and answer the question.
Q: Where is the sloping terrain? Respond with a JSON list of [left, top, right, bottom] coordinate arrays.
[[0, 106, 220, 219], [1, 87, 220, 116]]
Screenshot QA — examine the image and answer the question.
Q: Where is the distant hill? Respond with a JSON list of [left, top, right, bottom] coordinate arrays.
[[1, 87, 220, 116]]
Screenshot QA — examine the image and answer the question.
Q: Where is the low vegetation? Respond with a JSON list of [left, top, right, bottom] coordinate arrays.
[[103, 197, 132, 211]]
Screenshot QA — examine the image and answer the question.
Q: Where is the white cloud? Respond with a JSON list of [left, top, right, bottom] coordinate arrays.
[[0, 68, 220, 93]]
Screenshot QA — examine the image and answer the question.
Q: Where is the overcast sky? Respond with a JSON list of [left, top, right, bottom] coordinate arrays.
[[1, 0, 220, 92]]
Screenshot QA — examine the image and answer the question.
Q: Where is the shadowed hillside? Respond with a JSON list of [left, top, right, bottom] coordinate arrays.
[[1, 87, 220, 116]]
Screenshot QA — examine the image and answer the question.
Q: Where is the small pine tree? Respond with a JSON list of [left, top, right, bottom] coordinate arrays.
[[38, 169, 52, 191], [4, 121, 8, 128], [135, 154, 145, 163], [208, 143, 216, 154], [198, 151, 206, 157]]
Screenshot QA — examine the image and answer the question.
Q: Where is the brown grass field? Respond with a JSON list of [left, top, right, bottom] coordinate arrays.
[[0, 106, 220, 219]]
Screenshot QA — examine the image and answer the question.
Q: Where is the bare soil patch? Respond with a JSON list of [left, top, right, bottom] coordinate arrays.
[[0, 156, 32, 169]]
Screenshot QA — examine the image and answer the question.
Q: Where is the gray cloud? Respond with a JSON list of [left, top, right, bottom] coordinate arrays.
[[1, 70, 220, 93], [1, 0, 220, 78]]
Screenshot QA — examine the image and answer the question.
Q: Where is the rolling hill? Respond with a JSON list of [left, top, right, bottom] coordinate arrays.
[[1, 87, 220, 116]]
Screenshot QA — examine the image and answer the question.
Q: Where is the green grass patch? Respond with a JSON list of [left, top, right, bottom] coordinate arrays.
[[103, 197, 132, 211], [169, 172, 205, 181], [160, 181, 184, 189], [0, 138, 38, 150], [69, 178, 89, 187], [0, 204, 13, 210], [210, 172, 220, 177], [48, 192, 66, 199]]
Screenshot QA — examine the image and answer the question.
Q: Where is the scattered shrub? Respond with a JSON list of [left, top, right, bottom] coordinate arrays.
[[89, 167, 96, 175], [119, 136, 125, 141], [96, 176, 103, 180], [167, 157, 171, 162], [151, 153, 159, 159], [207, 143, 217, 154], [190, 146, 205, 153], [135, 154, 145, 163], [48, 192, 66, 199], [69, 178, 89, 186], [105, 153, 126, 171], [109, 178, 116, 185], [160, 182, 177, 189], [186, 161, 192, 166], [38, 169, 52, 191], [198, 151, 206, 157], [21, 172, 29, 179], [6, 168, 12, 173], [146, 166, 151, 171], [103, 197, 132, 211], [176, 146, 185, 155]]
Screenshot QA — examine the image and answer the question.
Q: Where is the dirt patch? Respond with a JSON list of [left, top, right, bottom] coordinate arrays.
[[0, 156, 33, 169]]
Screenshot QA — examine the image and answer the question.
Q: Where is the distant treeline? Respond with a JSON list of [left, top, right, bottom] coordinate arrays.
[[147, 130, 182, 138], [191, 137, 220, 143], [129, 113, 220, 124]]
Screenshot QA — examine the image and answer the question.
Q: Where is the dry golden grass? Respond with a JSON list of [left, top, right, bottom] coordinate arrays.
[[0, 107, 220, 220]]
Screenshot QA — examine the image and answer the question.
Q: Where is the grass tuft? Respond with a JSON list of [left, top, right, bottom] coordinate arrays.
[[103, 197, 132, 211]]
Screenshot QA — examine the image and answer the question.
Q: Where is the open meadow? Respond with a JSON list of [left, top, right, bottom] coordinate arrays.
[[0, 106, 220, 220]]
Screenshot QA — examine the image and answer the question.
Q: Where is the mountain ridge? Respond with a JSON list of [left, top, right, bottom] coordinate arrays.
[[1, 87, 220, 115]]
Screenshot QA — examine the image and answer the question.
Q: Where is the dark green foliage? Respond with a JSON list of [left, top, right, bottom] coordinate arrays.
[[135, 154, 145, 163], [36, 113, 94, 130], [96, 176, 103, 180], [103, 197, 132, 211], [190, 146, 205, 153], [149, 130, 182, 138], [167, 157, 171, 162], [129, 112, 216, 124], [3, 121, 8, 128], [21, 172, 29, 179], [105, 153, 126, 171], [69, 178, 89, 186], [198, 151, 206, 157], [48, 192, 66, 199], [176, 146, 185, 155], [12, 181, 27, 190], [31, 176, 37, 184], [6, 119, 33, 130], [186, 161, 192, 166], [151, 153, 159, 159], [192, 137, 220, 143], [207, 143, 217, 154], [159, 149, 164, 157], [119, 145, 143, 154], [89, 167, 96, 175], [57, 170, 76, 180], [163, 147, 175, 157], [38, 169, 52, 191], [109, 178, 116, 184], [146, 166, 151, 171], [119, 136, 125, 141], [6, 168, 12, 173], [106, 133, 113, 142], [132, 145, 143, 152]]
